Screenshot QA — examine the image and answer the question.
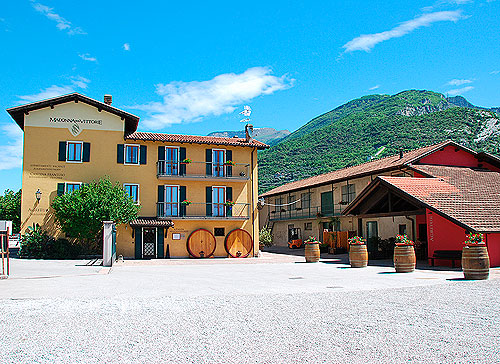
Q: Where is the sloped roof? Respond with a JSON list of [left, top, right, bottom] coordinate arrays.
[[347, 166, 500, 232], [260, 140, 453, 197], [129, 217, 174, 228], [125, 131, 269, 149], [6, 93, 140, 134]]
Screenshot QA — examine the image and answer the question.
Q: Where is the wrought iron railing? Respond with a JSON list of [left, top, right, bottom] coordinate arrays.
[[157, 160, 250, 179], [269, 205, 343, 221], [157, 202, 250, 219]]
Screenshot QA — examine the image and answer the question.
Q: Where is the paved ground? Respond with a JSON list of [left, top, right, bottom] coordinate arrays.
[[1, 253, 499, 363]]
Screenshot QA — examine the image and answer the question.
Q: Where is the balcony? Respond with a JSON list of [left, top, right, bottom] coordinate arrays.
[[269, 205, 343, 221], [157, 202, 250, 220], [157, 160, 250, 181]]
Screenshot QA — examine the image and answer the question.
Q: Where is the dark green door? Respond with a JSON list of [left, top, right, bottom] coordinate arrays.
[[321, 192, 333, 215]]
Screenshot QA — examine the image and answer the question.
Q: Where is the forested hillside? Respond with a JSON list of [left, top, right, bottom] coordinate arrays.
[[258, 90, 500, 193]]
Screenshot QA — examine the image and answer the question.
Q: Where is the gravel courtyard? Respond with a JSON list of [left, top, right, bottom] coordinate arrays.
[[1, 254, 499, 363]]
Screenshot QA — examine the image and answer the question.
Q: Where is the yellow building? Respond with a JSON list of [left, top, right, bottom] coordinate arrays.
[[7, 93, 268, 259]]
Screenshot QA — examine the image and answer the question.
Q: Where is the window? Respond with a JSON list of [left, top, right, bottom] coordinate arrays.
[[124, 184, 139, 204], [212, 186, 226, 217], [65, 183, 82, 194], [399, 224, 407, 235], [287, 195, 296, 211], [366, 221, 378, 240], [341, 184, 356, 204], [164, 186, 179, 216], [305, 222, 312, 230], [301, 192, 311, 209], [212, 149, 225, 177], [66, 141, 83, 162], [165, 147, 179, 175], [125, 144, 140, 165]]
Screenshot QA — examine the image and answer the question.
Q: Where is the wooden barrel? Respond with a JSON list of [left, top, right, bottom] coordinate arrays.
[[462, 245, 489, 280], [225, 229, 253, 258], [349, 244, 368, 268], [394, 245, 416, 273], [187, 229, 216, 258], [305, 243, 320, 263]]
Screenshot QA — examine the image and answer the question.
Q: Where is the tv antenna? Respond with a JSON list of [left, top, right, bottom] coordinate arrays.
[[239, 105, 252, 123]]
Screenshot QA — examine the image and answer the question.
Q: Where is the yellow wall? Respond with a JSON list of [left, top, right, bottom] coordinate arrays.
[[20, 101, 260, 258]]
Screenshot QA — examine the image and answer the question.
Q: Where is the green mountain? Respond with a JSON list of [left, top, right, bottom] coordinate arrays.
[[259, 90, 500, 193], [208, 127, 290, 145]]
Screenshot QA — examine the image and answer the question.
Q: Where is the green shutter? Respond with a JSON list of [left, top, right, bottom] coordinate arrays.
[[82, 143, 91, 162], [134, 227, 142, 259], [117, 144, 124, 164], [58, 141, 66, 161], [226, 187, 233, 217], [157, 228, 164, 259], [157, 185, 165, 217], [205, 149, 212, 175], [226, 150, 232, 177], [180, 147, 187, 175], [321, 192, 334, 215], [180, 186, 187, 217], [206, 186, 212, 216], [57, 183, 65, 196], [140, 145, 147, 165], [158, 146, 165, 160]]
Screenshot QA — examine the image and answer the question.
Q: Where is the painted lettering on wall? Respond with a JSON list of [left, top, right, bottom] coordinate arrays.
[[49, 117, 103, 136], [29, 164, 65, 179], [428, 213, 434, 244]]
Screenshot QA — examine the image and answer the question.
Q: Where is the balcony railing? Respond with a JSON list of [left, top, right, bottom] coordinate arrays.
[[157, 160, 250, 180], [157, 202, 250, 219], [269, 205, 343, 221]]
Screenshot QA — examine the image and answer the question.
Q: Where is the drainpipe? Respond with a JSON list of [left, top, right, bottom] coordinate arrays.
[[251, 147, 256, 256], [405, 215, 416, 242]]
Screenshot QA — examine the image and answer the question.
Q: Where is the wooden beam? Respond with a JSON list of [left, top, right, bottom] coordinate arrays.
[[355, 209, 426, 218]]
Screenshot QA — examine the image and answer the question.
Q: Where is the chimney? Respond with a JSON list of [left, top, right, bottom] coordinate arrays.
[[245, 124, 254, 142], [104, 95, 112, 105], [399, 149, 404, 159]]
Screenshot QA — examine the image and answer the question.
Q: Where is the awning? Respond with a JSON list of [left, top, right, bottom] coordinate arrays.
[[129, 217, 174, 228]]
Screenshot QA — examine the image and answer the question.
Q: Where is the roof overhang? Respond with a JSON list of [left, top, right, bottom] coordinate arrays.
[[6, 93, 140, 134]]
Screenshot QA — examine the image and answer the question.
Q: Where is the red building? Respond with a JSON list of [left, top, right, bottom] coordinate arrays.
[[344, 140, 500, 267]]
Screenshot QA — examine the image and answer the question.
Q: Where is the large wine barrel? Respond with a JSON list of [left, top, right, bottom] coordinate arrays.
[[394, 245, 416, 273], [187, 229, 216, 258], [225, 229, 253, 258], [349, 244, 368, 268], [305, 243, 320, 263], [462, 245, 489, 280]]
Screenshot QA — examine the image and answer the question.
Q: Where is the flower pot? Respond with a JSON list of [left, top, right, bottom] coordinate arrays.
[[349, 244, 368, 268], [394, 245, 416, 273], [462, 245, 489, 280], [305, 243, 320, 263]]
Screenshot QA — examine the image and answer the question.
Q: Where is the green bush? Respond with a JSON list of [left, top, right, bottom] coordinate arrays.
[[259, 226, 274, 248], [19, 224, 81, 259]]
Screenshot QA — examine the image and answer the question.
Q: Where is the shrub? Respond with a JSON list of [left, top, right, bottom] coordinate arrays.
[[19, 224, 81, 259], [259, 226, 274, 247]]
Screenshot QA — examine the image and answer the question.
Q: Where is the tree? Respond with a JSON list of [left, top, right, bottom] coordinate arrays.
[[0, 189, 21, 233], [51, 177, 140, 252]]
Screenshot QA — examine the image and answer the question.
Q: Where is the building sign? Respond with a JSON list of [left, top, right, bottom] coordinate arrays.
[[49, 117, 103, 136]]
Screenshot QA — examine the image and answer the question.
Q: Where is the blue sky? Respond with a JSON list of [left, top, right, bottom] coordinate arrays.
[[0, 0, 499, 192]]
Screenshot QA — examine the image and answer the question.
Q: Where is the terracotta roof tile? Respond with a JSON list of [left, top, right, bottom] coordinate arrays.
[[125, 131, 269, 149], [260, 140, 452, 197], [129, 217, 174, 227]]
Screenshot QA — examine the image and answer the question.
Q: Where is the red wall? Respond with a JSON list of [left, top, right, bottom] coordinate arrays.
[[419, 145, 480, 167], [486, 233, 500, 267]]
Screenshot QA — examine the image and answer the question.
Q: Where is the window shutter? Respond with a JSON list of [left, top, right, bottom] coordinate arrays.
[[57, 183, 65, 196], [58, 141, 67, 162], [134, 227, 142, 259], [158, 146, 165, 160], [82, 143, 91, 162], [206, 186, 212, 216], [226, 150, 232, 177], [140, 145, 147, 165], [205, 149, 212, 175], [179, 147, 187, 176], [157, 228, 164, 259], [157, 185, 165, 217], [180, 186, 187, 217], [226, 187, 233, 217], [117, 144, 124, 164]]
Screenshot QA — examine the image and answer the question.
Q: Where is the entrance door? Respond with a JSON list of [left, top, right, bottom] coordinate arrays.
[[366, 221, 378, 253], [212, 149, 225, 177], [142, 228, 157, 259]]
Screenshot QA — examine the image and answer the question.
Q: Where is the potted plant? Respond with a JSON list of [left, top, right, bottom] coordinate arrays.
[[224, 200, 236, 208], [348, 236, 368, 268], [304, 236, 320, 263], [181, 200, 192, 206], [180, 158, 192, 164], [462, 233, 489, 280], [259, 226, 273, 251], [393, 234, 416, 273], [224, 160, 236, 166]]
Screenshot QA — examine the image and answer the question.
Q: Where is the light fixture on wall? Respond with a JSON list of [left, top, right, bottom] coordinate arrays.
[[35, 189, 42, 202]]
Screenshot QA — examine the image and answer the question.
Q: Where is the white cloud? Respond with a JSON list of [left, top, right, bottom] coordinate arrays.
[[79, 53, 97, 62], [31, 1, 85, 35], [123, 43, 130, 51], [131, 67, 293, 129], [342, 10, 465, 53], [422, 0, 473, 12], [369, 85, 380, 90], [17, 76, 90, 103], [491, 70, 500, 75], [0, 123, 23, 170], [447, 86, 474, 96], [447, 78, 473, 86]]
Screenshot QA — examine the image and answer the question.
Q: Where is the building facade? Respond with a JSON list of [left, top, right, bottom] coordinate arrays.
[[7, 93, 267, 259]]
